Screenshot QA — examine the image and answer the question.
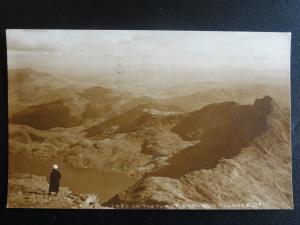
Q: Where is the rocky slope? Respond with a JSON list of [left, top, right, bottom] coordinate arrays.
[[85, 103, 184, 138], [7, 173, 101, 208], [103, 96, 292, 209], [147, 96, 273, 177]]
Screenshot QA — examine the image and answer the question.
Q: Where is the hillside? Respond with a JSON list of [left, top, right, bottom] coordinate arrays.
[[146, 96, 273, 177], [103, 96, 292, 208], [85, 103, 184, 138], [8, 102, 192, 178], [8, 68, 129, 129]]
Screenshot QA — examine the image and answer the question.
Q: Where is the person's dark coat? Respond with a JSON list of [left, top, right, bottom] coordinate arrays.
[[49, 169, 61, 193]]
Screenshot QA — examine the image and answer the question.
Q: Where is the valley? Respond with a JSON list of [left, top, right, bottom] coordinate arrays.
[[7, 67, 292, 209]]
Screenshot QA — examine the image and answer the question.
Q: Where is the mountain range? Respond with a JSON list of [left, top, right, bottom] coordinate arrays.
[[8, 67, 292, 208]]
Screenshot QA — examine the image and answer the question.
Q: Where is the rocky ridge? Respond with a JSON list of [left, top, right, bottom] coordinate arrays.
[[103, 96, 292, 209]]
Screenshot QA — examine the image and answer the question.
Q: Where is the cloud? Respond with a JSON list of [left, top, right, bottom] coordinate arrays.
[[7, 40, 56, 52], [7, 30, 57, 52], [6, 30, 291, 76]]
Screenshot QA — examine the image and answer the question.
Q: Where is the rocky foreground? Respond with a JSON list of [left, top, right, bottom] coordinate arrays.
[[7, 173, 102, 208]]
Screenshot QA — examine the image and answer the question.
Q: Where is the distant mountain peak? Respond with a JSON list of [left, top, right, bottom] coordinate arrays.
[[172, 95, 278, 142], [253, 95, 274, 115], [253, 95, 273, 106]]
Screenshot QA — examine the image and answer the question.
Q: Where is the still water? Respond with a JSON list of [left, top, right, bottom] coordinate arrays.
[[9, 154, 137, 203]]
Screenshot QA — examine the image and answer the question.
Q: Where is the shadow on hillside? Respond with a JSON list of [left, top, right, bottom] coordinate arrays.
[[147, 96, 273, 178]]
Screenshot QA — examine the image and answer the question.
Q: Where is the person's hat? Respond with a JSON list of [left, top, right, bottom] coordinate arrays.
[[53, 164, 58, 170]]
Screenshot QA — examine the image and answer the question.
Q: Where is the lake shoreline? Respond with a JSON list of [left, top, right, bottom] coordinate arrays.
[[9, 153, 137, 204]]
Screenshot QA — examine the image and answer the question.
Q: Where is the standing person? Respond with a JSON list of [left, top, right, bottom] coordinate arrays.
[[48, 164, 61, 196]]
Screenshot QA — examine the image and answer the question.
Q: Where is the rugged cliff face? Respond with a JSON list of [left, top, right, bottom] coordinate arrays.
[[103, 96, 292, 209]]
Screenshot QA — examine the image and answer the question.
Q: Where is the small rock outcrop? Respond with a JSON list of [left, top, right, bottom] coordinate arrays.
[[7, 173, 101, 208]]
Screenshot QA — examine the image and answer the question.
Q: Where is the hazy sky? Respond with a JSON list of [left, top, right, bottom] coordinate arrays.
[[6, 30, 291, 79]]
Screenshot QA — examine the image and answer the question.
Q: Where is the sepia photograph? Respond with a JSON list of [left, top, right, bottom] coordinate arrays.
[[6, 30, 292, 209]]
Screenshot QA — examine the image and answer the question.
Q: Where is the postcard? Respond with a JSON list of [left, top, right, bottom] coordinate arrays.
[[6, 30, 292, 209]]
